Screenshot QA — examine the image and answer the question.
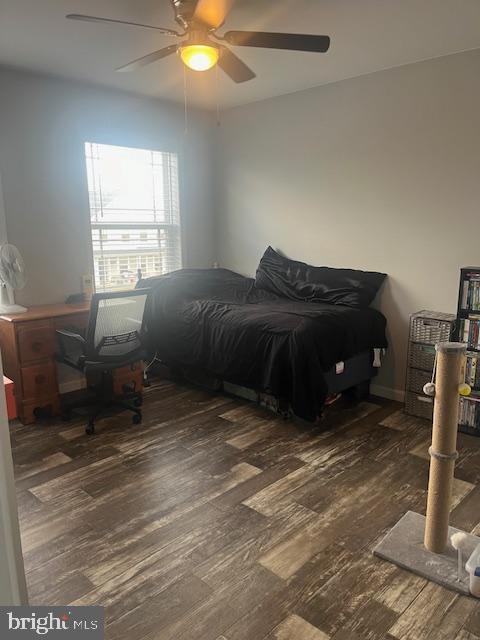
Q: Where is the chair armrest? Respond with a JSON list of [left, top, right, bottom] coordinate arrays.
[[56, 328, 86, 361], [56, 327, 85, 342]]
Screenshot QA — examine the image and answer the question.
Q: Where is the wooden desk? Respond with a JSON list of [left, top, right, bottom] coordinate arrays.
[[0, 303, 143, 424]]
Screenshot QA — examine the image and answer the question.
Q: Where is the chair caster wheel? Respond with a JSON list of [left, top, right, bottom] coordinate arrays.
[[85, 423, 95, 435], [132, 413, 142, 425], [134, 396, 143, 407]]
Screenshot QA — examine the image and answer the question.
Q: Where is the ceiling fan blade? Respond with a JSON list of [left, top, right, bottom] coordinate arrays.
[[66, 14, 181, 37], [193, 0, 236, 29], [116, 44, 179, 72], [223, 31, 330, 53], [218, 46, 255, 83]]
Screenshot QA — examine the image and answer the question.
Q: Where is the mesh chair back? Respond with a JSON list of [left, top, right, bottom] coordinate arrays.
[[85, 289, 150, 363]]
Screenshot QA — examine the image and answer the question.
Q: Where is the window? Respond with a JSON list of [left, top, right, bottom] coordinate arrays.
[[84, 142, 182, 292]]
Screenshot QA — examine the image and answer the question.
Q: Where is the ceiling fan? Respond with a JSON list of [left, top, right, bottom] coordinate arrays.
[[66, 0, 330, 83]]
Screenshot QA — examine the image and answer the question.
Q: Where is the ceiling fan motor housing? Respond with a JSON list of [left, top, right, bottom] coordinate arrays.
[[171, 0, 202, 29]]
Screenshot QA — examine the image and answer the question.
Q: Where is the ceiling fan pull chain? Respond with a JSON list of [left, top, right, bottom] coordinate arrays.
[[183, 64, 188, 135], [215, 64, 221, 127]]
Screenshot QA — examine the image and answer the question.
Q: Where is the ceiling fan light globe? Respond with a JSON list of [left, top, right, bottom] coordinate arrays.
[[180, 44, 219, 71]]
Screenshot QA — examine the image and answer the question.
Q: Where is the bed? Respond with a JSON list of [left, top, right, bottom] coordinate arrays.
[[139, 247, 388, 421]]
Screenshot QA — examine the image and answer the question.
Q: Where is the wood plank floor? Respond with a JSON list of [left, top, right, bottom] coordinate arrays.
[[10, 378, 480, 640]]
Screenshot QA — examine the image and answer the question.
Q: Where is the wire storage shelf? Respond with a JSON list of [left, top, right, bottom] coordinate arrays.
[[405, 310, 455, 421], [405, 391, 434, 421], [408, 342, 436, 371], [408, 368, 432, 395], [409, 311, 455, 346]]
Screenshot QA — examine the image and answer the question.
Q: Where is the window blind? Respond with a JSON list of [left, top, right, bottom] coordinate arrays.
[[85, 142, 182, 292]]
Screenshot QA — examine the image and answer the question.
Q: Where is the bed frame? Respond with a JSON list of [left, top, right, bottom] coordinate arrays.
[[324, 350, 377, 399], [178, 349, 379, 420], [149, 348, 378, 419]]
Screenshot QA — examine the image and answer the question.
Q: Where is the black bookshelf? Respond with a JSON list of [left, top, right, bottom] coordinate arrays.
[[455, 267, 480, 436]]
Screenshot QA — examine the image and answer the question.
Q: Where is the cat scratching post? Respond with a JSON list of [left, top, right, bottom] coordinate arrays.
[[374, 342, 480, 596], [424, 342, 465, 553]]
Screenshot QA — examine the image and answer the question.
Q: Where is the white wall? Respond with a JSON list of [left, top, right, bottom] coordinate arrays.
[[216, 49, 480, 399], [0, 67, 216, 306]]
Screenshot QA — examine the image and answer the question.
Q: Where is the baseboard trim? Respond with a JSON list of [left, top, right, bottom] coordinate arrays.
[[371, 384, 405, 403]]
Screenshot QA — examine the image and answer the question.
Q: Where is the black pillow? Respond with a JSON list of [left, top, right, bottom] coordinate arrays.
[[255, 246, 386, 308]]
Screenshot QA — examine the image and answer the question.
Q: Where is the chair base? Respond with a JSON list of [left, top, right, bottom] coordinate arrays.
[[61, 370, 143, 435], [83, 397, 142, 435]]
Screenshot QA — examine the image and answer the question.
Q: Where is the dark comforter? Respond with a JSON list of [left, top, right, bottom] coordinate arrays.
[[139, 268, 387, 421]]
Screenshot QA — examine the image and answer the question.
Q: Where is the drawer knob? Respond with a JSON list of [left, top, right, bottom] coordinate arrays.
[[35, 374, 46, 385], [32, 341, 43, 352]]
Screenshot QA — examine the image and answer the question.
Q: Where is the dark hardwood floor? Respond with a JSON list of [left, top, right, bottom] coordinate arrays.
[[10, 378, 480, 639]]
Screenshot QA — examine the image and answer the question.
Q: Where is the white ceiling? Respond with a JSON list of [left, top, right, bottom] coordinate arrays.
[[1, 0, 480, 111]]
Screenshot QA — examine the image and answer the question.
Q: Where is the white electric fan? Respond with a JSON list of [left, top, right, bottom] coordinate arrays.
[[0, 244, 27, 314]]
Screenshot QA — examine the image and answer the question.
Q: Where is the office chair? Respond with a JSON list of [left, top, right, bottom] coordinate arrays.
[[56, 288, 150, 435]]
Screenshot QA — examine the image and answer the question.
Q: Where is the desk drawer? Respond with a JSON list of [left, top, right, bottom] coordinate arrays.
[[18, 323, 54, 363], [21, 362, 57, 399]]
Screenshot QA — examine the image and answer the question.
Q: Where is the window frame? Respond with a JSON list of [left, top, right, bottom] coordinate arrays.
[[84, 141, 183, 293]]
